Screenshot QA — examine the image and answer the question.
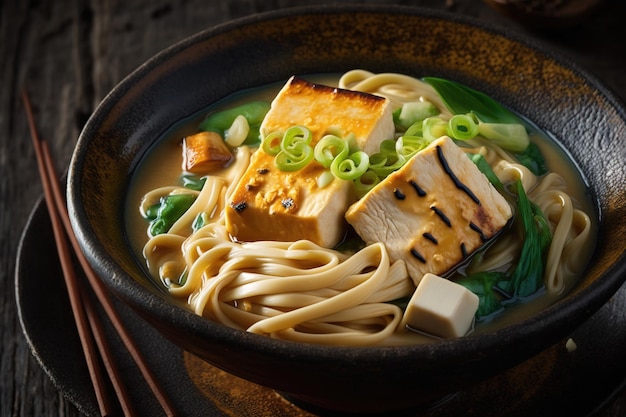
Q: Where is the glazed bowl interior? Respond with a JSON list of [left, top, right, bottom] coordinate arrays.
[[67, 5, 626, 414]]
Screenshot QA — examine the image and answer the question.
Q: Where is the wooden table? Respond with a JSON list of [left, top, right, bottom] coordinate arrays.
[[2, 0, 625, 416]]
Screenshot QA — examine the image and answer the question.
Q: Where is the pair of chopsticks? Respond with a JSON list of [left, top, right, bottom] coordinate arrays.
[[22, 91, 178, 417]]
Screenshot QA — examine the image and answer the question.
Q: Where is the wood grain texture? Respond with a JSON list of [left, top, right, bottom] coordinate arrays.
[[2, 0, 624, 416]]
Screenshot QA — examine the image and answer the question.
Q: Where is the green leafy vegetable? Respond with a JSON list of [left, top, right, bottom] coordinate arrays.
[[143, 204, 160, 221], [468, 153, 503, 191], [457, 271, 507, 318], [181, 175, 206, 191], [513, 142, 548, 176], [386, 295, 412, 311], [192, 212, 208, 232], [457, 179, 552, 319], [424, 77, 531, 152], [477, 122, 529, 153], [199, 101, 270, 145], [148, 194, 196, 237], [497, 180, 552, 298], [423, 77, 521, 124]]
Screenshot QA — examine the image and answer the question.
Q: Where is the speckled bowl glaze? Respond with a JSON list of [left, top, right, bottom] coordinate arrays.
[[68, 5, 626, 414]]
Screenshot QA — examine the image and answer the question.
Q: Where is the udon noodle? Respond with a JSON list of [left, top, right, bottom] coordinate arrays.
[[135, 70, 594, 346]]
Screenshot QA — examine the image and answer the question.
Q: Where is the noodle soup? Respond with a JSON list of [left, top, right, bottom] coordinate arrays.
[[125, 71, 597, 346]]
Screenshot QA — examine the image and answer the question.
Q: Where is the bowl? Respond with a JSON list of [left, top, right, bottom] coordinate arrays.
[[67, 5, 626, 414], [483, 0, 605, 29]]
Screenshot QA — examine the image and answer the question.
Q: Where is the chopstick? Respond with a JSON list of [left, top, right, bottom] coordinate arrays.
[[22, 90, 178, 417]]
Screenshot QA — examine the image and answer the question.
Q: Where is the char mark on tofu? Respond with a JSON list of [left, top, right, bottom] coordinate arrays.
[[436, 145, 480, 205], [423, 233, 438, 244], [231, 201, 247, 212], [469, 222, 488, 242], [393, 188, 406, 200], [430, 206, 452, 228], [410, 248, 427, 263], [409, 180, 427, 197]]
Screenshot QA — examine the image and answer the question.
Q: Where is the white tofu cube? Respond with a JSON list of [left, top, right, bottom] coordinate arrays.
[[403, 273, 479, 338]]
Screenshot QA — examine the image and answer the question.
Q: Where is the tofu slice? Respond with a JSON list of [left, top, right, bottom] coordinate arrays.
[[403, 273, 479, 338], [345, 136, 512, 283], [259, 76, 395, 154], [225, 76, 395, 247]]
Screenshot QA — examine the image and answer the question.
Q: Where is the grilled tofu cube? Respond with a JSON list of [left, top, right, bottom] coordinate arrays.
[[226, 155, 353, 247], [403, 273, 479, 338], [225, 76, 395, 247], [345, 136, 512, 282], [182, 131, 233, 174]]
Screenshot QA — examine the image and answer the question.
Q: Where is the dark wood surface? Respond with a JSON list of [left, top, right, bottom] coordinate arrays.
[[2, 0, 625, 416]]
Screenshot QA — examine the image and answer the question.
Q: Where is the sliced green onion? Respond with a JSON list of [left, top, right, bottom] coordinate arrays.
[[379, 139, 397, 155], [314, 134, 348, 168], [354, 170, 381, 198], [404, 121, 423, 138], [275, 140, 313, 172], [261, 131, 283, 156], [447, 114, 479, 140], [478, 122, 529, 153], [396, 135, 429, 159], [281, 125, 312, 150], [368, 152, 405, 178], [422, 117, 448, 142], [272, 126, 314, 171], [331, 151, 369, 181]]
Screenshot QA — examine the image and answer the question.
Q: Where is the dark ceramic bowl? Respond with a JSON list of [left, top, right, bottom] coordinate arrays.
[[67, 5, 626, 414]]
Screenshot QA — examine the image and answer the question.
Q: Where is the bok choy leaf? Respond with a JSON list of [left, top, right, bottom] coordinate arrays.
[[497, 179, 552, 298], [423, 77, 521, 124], [424, 77, 531, 152]]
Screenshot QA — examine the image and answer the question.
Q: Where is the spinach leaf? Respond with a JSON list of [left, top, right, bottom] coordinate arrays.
[[148, 194, 196, 236]]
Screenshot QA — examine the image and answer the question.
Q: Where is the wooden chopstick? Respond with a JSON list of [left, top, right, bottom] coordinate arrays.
[[40, 140, 178, 416], [23, 91, 116, 416], [22, 90, 178, 417]]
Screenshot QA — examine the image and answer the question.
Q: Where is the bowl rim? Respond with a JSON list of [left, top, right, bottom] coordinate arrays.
[[68, 3, 626, 363]]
